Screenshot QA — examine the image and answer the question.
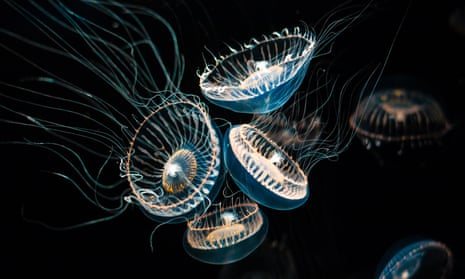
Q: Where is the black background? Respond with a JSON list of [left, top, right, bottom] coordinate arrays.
[[2, 0, 465, 277]]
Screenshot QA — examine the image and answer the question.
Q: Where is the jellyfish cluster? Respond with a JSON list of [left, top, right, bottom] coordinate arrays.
[[1, 0, 457, 273]]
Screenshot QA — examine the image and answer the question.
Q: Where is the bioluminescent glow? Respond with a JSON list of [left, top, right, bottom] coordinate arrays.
[[199, 26, 315, 114], [223, 123, 308, 210], [376, 238, 453, 279], [125, 94, 224, 223], [0, 0, 413, 270], [183, 196, 268, 264]]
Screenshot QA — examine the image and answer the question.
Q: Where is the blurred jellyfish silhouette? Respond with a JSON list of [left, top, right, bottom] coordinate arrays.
[[217, 234, 298, 279], [198, 3, 375, 114], [375, 238, 453, 279], [183, 195, 268, 265], [0, 1, 225, 227], [450, 4, 465, 37], [349, 77, 451, 163]]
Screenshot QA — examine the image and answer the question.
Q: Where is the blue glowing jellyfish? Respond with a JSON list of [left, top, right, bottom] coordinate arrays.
[[198, 2, 374, 114], [124, 94, 225, 223], [349, 85, 451, 155], [183, 196, 268, 265], [199, 26, 316, 114], [0, 1, 224, 226], [223, 123, 309, 210], [375, 238, 453, 279]]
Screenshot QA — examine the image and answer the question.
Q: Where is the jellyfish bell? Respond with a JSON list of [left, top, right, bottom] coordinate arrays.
[[349, 84, 452, 158], [375, 238, 454, 279], [183, 196, 269, 265], [223, 123, 309, 211], [124, 94, 225, 224], [199, 26, 316, 114]]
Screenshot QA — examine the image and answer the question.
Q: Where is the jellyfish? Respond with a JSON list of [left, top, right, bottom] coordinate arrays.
[[223, 123, 309, 210], [0, 1, 224, 227], [449, 4, 465, 37], [124, 94, 225, 223], [199, 26, 315, 114], [375, 238, 453, 279], [183, 196, 268, 265], [198, 2, 376, 114], [349, 84, 451, 156]]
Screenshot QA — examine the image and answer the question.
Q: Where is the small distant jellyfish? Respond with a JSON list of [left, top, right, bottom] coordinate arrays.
[[450, 4, 465, 37], [223, 123, 309, 210], [199, 26, 316, 114], [349, 87, 451, 155], [124, 94, 225, 223], [183, 197, 268, 265], [375, 238, 453, 279]]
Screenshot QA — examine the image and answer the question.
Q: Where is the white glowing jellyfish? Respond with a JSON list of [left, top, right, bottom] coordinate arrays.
[[125, 94, 225, 223], [183, 196, 268, 264], [199, 26, 316, 114], [223, 123, 309, 210]]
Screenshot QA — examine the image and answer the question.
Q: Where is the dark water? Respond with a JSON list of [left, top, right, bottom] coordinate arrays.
[[2, 0, 464, 277]]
